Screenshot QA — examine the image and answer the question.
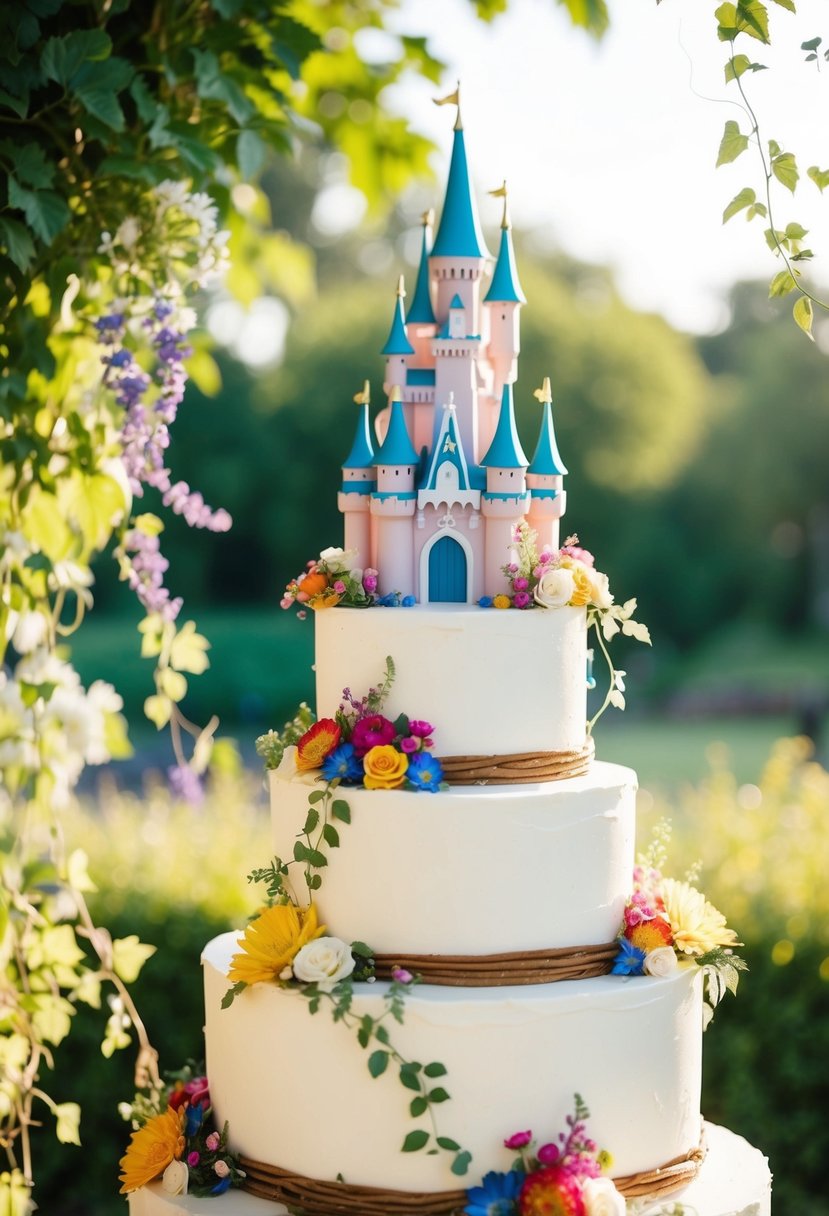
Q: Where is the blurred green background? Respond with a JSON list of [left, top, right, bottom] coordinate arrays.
[[51, 149, 829, 1214]]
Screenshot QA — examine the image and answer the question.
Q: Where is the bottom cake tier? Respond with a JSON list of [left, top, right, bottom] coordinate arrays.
[[202, 932, 704, 1193], [127, 1124, 771, 1216]]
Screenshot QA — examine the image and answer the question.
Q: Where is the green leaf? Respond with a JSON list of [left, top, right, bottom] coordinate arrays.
[[21, 486, 75, 560], [144, 693, 172, 729], [112, 935, 156, 983], [746, 202, 768, 219], [237, 129, 267, 180], [192, 48, 253, 124], [724, 53, 753, 81], [428, 1087, 450, 1103], [69, 59, 134, 132], [764, 226, 785, 252], [768, 269, 799, 297], [770, 0, 795, 9], [185, 347, 222, 395], [221, 981, 247, 1008], [305, 848, 327, 868], [7, 178, 70, 244], [130, 74, 157, 123], [401, 1130, 430, 1153], [784, 222, 808, 240], [169, 620, 211, 674], [451, 1150, 473, 1176], [308, 790, 326, 804], [0, 216, 36, 271], [293, 840, 310, 862], [807, 165, 829, 192], [41, 29, 112, 86], [2, 140, 54, 188], [409, 1096, 428, 1117], [54, 1101, 81, 1145], [423, 1061, 448, 1078], [772, 151, 799, 193], [322, 823, 340, 848], [436, 1136, 460, 1151], [716, 120, 749, 167], [303, 807, 320, 834], [722, 186, 755, 223], [368, 1050, 389, 1077], [801, 36, 822, 52], [793, 295, 814, 339], [331, 798, 351, 823], [399, 1063, 422, 1092], [158, 666, 187, 701]]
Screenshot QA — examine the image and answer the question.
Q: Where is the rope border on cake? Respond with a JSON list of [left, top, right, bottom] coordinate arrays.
[[372, 940, 618, 986], [437, 736, 594, 785], [240, 1129, 707, 1215]]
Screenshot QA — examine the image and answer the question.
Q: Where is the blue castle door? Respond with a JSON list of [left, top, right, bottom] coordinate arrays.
[[428, 535, 467, 602]]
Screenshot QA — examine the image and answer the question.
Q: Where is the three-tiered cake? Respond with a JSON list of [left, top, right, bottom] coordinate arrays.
[[125, 97, 771, 1216]]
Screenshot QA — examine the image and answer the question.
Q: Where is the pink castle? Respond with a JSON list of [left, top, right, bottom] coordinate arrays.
[[338, 93, 568, 603]]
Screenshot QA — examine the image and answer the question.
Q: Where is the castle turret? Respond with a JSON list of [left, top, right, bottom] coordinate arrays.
[[338, 380, 376, 567], [485, 181, 525, 403], [430, 86, 491, 336], [526, 376, 568, 553], [480, 383, 530, 593], [371, 386, 419, 598], [381, 275, 415, 395]]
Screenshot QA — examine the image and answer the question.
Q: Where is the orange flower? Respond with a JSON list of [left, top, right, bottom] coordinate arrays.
[[363, 745, 409, 790], [310, 592, 342, 610], [118, 1105, 186, 1193], [296, 719, 341, 771], [228, 903, 326, 987], [298, 570, 329, 598], [627, 915, 674, 954]]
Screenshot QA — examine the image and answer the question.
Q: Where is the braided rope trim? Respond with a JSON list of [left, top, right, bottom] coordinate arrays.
[[372, 940, 618, 987], [437, 736, 595, 785], [240, 1132, 706, 1215]]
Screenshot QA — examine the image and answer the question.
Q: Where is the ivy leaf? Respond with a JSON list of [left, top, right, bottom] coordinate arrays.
[[41, 29, 112, 85], [169, 620, 211, 674], [144, 693, 172, 729], [221, 981, 247, 1009], [112, 935, 156, 983], [54, 1101, 81, 1146], [771, 151, 799, 193], [303, 808, 320, 834], [722, 186, 755, 223], [716, 120, 749, 167], [409, 1096, 428, 1117], [7, 178, 70, 244], [399, 1062, 423, 1091], [451, 1150, 473, 1176], [423, 1061, 448, 1078], [331, 799, 351, 823], [724, 53, 754, 81], [768, 269, 799, 297], [158, 667, 187, 701], [807, 165, 829, 192], [736, 1, 770, 42], [69, 58, 134, 132], [322, 823, 340, 848], [801, 36, 822, 52], [437, 1136, 460, 1150], [191, 49, 253, 124], [0, 216, 36, 272], [401, 1130, 429, 1153], [368, 1050, 389, 1077], [130, 73, 157, 123], [2, 140, 54, 188], [428, 1087, 451, 1103], [769, 0, 795, 8], [793, 296, 814, 340]]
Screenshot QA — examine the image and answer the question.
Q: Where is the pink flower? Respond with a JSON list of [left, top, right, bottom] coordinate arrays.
[[537, 1142, 561, 1166], [504, 1129, 533, 1150], [562, 544, 594, 567], [333, 580, 346, 594], [351, 714, 396, 758], [400, 736, 419, 753], [280, 596, 293, 609], [363, 568, 379, 594], [513, 591, 531, 609], [538, 550, 552, 564], [168, 1075, 210, 1111], [205, 1132, 220, 1151], [408, 720, 434, 738], [507, 562, 519, 574], [296, 590, 309, 603], [513, 576, 529, 591], [214, 1159, 230, 1178], [392, 966, 413, 983], [187, 1151, 200, 1167]]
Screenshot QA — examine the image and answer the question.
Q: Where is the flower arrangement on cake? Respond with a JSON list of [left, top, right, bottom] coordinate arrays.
[[464, 1096, 623, 1216], [281, 545, 390, 617], [119, 1065, 244, 1197]]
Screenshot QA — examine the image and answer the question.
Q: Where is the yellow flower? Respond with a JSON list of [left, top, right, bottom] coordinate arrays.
[[661, 878, 741, 956], [362, 745, 409, 789], [492, 594, 512, 609], [118, 1105, 185, 1194], [228, 903, 326, 987]]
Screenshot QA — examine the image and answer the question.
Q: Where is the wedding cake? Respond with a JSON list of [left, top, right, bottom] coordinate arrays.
[[123, 96, 772, 1216]]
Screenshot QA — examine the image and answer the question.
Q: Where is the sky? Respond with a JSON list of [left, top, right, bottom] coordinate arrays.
[[368, 0, 829, 334]]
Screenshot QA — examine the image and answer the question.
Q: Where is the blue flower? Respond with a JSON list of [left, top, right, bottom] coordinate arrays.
[[184, 1102, 205, 1138], [321, 743, 364, 783], [465, 1168, 523, 1216], [611, 937, 647, 975], [406, 751, 444, 793], [478, 596, 493, 608], [211, 1175, 232, 1195], [402, 595, 416, 607]]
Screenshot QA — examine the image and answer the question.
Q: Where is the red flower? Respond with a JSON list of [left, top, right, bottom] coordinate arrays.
[[519, 1167, 586, 1216], [351, 714, 396, 758], [168, 1076, 210, 1111], [296, 719, 342, 771]]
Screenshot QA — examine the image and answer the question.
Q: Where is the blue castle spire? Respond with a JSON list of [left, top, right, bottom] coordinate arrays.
[[431, 99, 489, 259], [481, 383, 528, 468], [485, 219, 525, 305], [407, 212, 437, 324], [343, 382, 376, 469], [375, 388, 419, 465], [381, 276, 415, 356], [528, 378, 568, 476]]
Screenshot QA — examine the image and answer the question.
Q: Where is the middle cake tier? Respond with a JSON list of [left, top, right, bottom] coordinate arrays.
[[269, 760, 636, 955]]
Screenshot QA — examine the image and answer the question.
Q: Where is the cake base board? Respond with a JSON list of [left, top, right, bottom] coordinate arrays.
[[127, 1123, 770, 1216]]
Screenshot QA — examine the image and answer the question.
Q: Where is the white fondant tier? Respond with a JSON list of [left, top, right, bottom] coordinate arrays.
[[127, 1124, 771, 1216], [314, 604, 588, 757], [203, 933, 703, 1192], [269, 760, 636, 954]]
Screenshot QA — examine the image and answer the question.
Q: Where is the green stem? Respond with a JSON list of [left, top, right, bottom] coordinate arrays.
[[586, 617, 616, 736]]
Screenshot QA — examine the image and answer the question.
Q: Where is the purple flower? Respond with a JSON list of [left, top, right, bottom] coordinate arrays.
[[513, 577, 529, 591], [408, 720, 434, 738], [351, 715, 396, 758], [512, 591, 531, 609], [391, 966, 413, 983], [400, 736, 419, 754], [168, 764, 204, 806]]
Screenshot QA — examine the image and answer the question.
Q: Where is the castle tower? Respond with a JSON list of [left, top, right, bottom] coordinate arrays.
[[480, 383, 530, 594], [526, 376, 568, 553], [405, 210, 439, 454], [430, 86, 491, 337], [484, 182, 525, 404], [432, 292, 481, 464], [381, 275, 415, 395], [371, 386, 419, 598], [338, 381, 376, 568]]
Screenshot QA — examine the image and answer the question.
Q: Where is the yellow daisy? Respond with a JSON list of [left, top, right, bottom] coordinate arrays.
[[118, 1105, 185, 1193], [228, 903, 326, 987], [661, 878, 741, 956]]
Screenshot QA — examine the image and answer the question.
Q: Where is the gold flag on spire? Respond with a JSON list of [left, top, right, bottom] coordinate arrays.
[[353, 380, 371, 406], [533, 377, 553, 405], [421, 207, 435, 228], [488, 180, 510, 229], [396, 273, 406, 298], [433, 81, 462, 129]]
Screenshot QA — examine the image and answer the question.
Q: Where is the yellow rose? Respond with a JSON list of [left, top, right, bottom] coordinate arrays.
[[363, 745, 409, 789], [492, 594, 512, 609]]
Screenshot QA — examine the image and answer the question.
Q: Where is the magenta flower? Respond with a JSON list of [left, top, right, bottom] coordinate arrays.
[[351, 714, 396, 757], [513, 591, 531, 609], [400, 736, 419, 753], [537, 1142, 561, 1166], [513, 576, 529, 591], [504, 1129, 532, 1150], [507, 562, 519, 574], [392, 966, 413, 983], [188, 1151, 200, 1167], [538, 550, 552, 564], [408, 720, 434, 738], [333, 580, 346, 594]]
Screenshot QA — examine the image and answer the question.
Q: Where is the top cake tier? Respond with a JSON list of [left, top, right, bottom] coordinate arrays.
[[314, 603, 588, 758]]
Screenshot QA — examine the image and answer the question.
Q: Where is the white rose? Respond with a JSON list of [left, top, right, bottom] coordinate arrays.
[[318, 546, 357, 573], [586, 569, 614, 610], [533, 567, 576, 608], [643, 946, 679, 978], [161, 1160, 189, 1195], [583, 1176, 626, 1216], [292, 937, 356, 991]]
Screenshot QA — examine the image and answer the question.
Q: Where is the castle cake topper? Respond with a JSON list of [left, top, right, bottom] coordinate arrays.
[[339, 86, 567, 604]]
